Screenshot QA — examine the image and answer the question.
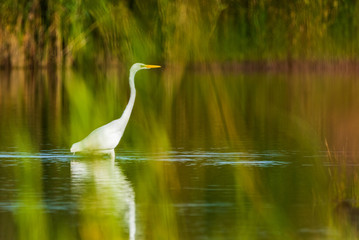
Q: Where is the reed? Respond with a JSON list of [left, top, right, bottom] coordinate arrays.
[[1, 0, 359, 69]]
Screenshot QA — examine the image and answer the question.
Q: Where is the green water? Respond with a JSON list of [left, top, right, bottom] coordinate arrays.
[[0, 68, 358, 239]]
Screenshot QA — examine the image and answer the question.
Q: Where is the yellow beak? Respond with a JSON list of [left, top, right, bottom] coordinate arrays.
[[145, 65, 161, 69]]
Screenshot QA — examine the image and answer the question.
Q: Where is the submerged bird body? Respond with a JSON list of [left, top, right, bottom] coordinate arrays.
[[70, 63, 161, 155]]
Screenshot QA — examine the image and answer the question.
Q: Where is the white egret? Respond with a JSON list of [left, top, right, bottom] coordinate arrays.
[[70, 63, 161, 156]]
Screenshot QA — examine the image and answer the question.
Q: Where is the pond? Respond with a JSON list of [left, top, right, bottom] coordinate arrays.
[[0, 67, 358, 239]]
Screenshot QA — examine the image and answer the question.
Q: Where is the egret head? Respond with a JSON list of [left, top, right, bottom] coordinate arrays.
[[130, 63, 161, 74]]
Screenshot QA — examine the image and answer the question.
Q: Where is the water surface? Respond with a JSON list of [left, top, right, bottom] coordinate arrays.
[[0, 68, 358, 239]]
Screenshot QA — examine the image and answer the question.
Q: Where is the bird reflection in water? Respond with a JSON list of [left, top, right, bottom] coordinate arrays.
[[71, 155, 136, 240]]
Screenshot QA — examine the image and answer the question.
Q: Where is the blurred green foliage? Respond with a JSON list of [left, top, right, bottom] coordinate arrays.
[[2, 67, 359, 239], [1, 0, 359, 68], [2, 1, 359, 237]]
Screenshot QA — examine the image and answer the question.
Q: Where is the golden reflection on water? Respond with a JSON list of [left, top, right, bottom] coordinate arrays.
[[1, 68, 359, 239]]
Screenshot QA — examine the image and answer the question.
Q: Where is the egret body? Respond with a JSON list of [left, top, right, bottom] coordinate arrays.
[[70, 63, 161, 156]]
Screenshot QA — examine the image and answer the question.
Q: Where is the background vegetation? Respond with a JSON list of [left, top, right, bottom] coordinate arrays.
[[1, 0, 359, 69], [1, 1, 359, 239]]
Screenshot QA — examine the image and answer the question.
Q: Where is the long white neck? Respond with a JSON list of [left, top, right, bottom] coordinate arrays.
[[121, 71, 137, 121]]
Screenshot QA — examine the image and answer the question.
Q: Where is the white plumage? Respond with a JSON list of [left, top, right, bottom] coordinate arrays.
[[70, 63, 161, 156]]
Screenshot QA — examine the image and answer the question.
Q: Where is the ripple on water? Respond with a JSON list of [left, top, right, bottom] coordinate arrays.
[[117, 149, 290, 167], [0, 150, 73, 162], [0, 149, 291, 168]]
